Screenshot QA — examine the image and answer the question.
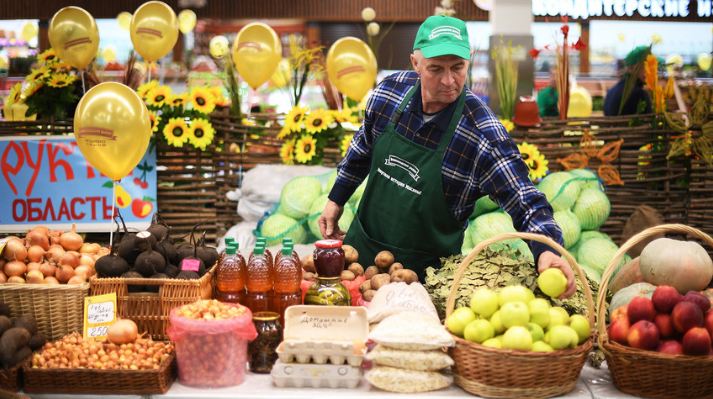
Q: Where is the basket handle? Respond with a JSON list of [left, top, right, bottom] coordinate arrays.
[[596, 223, 713, 347], [445, 232, 595, 327]]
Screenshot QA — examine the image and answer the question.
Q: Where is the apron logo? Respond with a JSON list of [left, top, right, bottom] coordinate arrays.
[[384, 155, 420, 181]]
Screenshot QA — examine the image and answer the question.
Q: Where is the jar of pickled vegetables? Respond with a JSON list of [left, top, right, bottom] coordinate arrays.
[[304, 277, 351, 306]]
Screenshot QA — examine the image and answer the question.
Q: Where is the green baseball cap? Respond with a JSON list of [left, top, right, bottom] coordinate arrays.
[[413, 15, 471, 60]]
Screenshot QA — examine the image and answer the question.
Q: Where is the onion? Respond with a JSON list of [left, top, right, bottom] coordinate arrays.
[[7, 276, 25, 284], [26, 228, 50, 251], [107, 319, 138, 345], [80, 243, 101, 255], [39, 262, 56, 278], [97, 247, 111, 257], [49, 231, 61, 245], [46, 245, 65, 263], [74, 265, 92, 280], [44, 276, 59, 285], [26, 270, 44, 284], [55, 265, 75, 284], [60, 252, 80, 268], [3, 239, 27, 262], [27, 262, 42, 273], [4, 261, 26, 277], [79, 254, 95, 268], [0, 272, 6, 283], [27, 245, 45, 263], [60, 224, 83, 251], [67, 275, 86, 285]]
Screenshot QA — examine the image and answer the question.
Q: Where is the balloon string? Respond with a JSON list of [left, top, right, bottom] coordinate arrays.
[[147, 62, 152, 83], [80, 71, 86, 94], [109, 181, 117, 248]]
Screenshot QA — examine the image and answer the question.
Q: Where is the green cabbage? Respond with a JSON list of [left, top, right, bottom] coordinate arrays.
[[554, 209, 581, 249], [576, 237, 622, 274], [260, 214, 307, 246], [573, 188, 611, 230], [569, 230, 613, 255], [307, 195, 355, 237], [279, 176, 323, 219], [579, 263, 603, 285], [568, 168, 602, 191], [323, 170, 338, 194], [470, 212, 524, 253], [472, 195, 499, 218], [462, 224, 475, 254], [348, 179, 368, 207], [537, 171, 581, 211]]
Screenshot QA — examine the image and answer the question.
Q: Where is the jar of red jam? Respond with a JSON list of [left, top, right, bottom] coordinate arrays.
[[313, 240, 345, 277]]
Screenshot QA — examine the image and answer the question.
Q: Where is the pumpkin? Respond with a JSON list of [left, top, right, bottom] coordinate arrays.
[[639, 238, 713, 294], [609, 282, 656, 318], [610, 257, 644, 294]]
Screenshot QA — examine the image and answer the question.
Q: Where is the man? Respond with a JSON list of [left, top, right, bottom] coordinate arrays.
[[537, 67, 559, 117], [319, 15, 575, 298], [603, 45, 652, 116]]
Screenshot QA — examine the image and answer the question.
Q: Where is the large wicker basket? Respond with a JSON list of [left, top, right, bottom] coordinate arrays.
[[89, 267, 214, 340], [0, 283, 89, 340], [446, 232, 594, 399], [596, 224, 713, 398]]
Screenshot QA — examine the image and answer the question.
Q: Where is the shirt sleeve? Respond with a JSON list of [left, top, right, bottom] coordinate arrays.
[[476, 136, 564, 264]]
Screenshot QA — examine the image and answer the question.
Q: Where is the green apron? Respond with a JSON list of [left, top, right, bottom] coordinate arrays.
[[344, 83, 466, 281]]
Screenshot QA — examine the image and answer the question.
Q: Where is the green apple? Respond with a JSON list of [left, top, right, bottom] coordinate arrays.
[[470, 287, 499, 318], [527, 322, 545, 342], [489, 310, 505, 334], [464, 319, 495, 343], [500, 301, 530, 328], [548, 306, 570, 328], [528, 298, 551, 328], [498, 285, 535, 306], [532, 341, 554, 352], [569, 314, 591, 344], [482, 337, 502, 349], [537, 268, 568, 298], [546, 325, 579, 350], [445, 307, 476, 337], [502, 326, 533, 351]]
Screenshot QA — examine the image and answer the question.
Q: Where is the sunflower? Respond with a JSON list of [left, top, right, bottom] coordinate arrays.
[[163, 117, 190, 147], [49, 62, 73, 74], [294, 135, 317, 164], [277, 124, 292, 139], [285, 106, 308, 133], [137, 80, 159, 99], [189, 87, 216, 114], [21, 82, 43, 99], [187, 118, 215, 151], [6, 83, 22, 106], [168, 94, 187, 108], [209, 87, 229, 107], [148, 111, 161, 133], [146, 85, 172, 108], [500, 118, 515, 133], [280, 139, 296, 165], [37, 49, 57, 64], [26, 67, 49, 82], [333, 108, 359, 124], [305, 109, 333, 134], [48, 73, 74, 88], [341, 133, 354, 156], [517, 142, 540, 166], [528, 153, 549, 181]]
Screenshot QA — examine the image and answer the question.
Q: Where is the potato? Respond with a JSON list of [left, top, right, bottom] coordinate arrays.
[[348, 262, 364, 276], [0, 328, 30, 364], [302, 254, 316, 273], [359, 280, 372, 293], [371, 273, 391, 290], [364, 265, 379, 280], [390, 269, 419, 284], [12, 316, 37, 335], [362, 289, 377, 302], [374, 251, 395, 269], [343, 245, 359, 264], [10, 346, 31, 367], [303, 272, 317, 282], [28, 332, 46, 351], [0, 316, 11, 337], [388, 262, 404, 275], [340, 270, 356, 281]]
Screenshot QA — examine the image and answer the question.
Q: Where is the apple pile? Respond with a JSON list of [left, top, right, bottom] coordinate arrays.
[[608, 285, 713, 356]]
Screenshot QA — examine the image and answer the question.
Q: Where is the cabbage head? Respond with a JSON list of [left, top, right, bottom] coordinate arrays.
[[323, 170, 338, 194], [471, 195, 499, 218], [279, 176, 323, 219], [568, 168, 602, 191], [573, 188, 611, 230], [260, 214, 307, 246], [554, 209, 581, 249], [537, 171, 581, 211], [576, 237, 622, 274], [569, 230, 613, 255], [307, 195, 355, 237]]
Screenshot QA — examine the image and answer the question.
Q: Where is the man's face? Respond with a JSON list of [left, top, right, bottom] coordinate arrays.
[[411, 53, 468, 105]]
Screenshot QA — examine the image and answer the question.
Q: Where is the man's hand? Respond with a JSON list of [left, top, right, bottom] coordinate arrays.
[[537, 251, 576, 299], [319, 200, 346, 240]]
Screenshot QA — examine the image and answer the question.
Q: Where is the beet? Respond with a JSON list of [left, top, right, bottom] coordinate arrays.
[[114, 212, 141, 265], [196, 231, 219, 272], [147, 212, 170, 242], [122, 271, 146, 292], [164, 264, 179, 278], [28, 332, 46, 350], [176, 271, 200, 280], [156, 239, 178, 266], [134, 232, 165, 277], [145, 273, 169, 293], [11, 316, 37, 335]]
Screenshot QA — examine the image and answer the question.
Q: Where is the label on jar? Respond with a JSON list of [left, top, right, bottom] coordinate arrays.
[[181, 258, 201, 272]]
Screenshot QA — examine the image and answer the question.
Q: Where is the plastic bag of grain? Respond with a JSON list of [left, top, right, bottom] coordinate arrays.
[[365, 366, 452, 393], [368, 311, 454, 350], [365, 344, 453, 371]]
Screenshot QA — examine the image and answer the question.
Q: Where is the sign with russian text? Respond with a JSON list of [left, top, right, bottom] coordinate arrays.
[[0, 135, 156, 233], [83, 293, 117, 341], [533, 0, 712, 19]]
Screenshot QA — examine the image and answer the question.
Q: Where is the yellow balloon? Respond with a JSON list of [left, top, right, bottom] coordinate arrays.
[[21, 22, 37, 42], [178, 9, 197, 34], [74, 82, 152, 181], [232, 22, 282, 89], [697, 53, 712, 71], [48, 7, 99, 70], [567, 86, 593, 118], [270, 58, 291, 88], [326, 37, 377, 101], [117, 12, 132, 31], [130, 1, 178, 62], [209, 35, 229, 59], [102, 46, 117, 63]]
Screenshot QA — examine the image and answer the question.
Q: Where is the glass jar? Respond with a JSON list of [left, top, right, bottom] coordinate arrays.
[[248, 312, 282, 373], [313, 239, 345, 277], [304, 277, 351, 306]]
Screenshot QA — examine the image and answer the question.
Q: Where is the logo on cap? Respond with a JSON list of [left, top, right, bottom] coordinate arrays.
[[429, 26, 462, 41]]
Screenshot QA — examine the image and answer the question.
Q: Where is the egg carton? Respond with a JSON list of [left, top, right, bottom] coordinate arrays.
[[276, 340, 366, 366], [271, 360, 362, 389]]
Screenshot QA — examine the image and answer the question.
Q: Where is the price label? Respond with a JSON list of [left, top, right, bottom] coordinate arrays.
[[83, 293, 117, 340], [181, 258, 200, 272]]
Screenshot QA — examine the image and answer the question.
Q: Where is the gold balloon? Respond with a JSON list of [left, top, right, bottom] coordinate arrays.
[[21, 22, 38, 42], [102, 46, 117, 63], [326, 37, 377, 101], [270, 58, 291, 88], [567, 86, 593, 118], [209, 35, 229, 59], [74, 82, 152, 181], [697, 53, 712, 71], [48, 7, 99, 70], [232, 22, 282, 89], [117, 12, 132, 31], [130, 1, 178, 62], [178, 9, 197, 34]]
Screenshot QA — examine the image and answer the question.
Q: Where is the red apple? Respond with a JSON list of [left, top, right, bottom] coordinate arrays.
[[628, 297, 656, 324], [608, 318, 630, 345], [682, 327, 712, 356], [652, 285, 683, 314], [657, 340, 684, 355], [611, 306, 628, 322], [654, 313, 675, 338], [683, 291, 711, 313], [131, 198, 153, 219], [705, 310, 713, 339], [627, 320, 660, 350], [672, 301, 704, 334]]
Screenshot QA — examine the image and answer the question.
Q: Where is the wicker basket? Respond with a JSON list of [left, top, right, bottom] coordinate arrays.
[[0, 283, 89, 341], [23, 352, 176, 394], [0, 357, 29, 392], [446, 232, 595, 399], [89, 268, 215, 340], [596, 224, 713, 399]]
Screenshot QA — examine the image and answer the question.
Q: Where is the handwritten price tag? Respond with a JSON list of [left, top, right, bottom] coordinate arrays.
[[181, 258, 200, 272], [83, 293, 117, 340]]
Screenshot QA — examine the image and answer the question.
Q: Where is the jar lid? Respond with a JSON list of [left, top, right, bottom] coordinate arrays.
[[315, 239, 343, 249]]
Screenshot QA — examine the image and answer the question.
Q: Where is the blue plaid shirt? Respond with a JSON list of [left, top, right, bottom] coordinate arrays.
[[329, 71, 563, 259]]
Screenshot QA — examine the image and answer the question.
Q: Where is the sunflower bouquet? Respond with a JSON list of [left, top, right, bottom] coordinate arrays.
[[517, 142, 549, 181], [137, 80, 229, 151], [19, 49, 81, 120]]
